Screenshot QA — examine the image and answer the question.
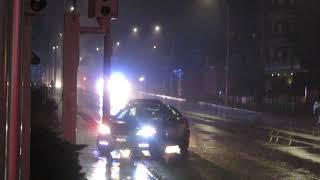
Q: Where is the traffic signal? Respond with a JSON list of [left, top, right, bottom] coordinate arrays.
[[25, 0, 47, 14], [88, 0, 118, 19]]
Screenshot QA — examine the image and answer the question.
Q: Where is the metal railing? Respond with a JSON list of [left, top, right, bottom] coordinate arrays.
[[138, 92, 261, 123]]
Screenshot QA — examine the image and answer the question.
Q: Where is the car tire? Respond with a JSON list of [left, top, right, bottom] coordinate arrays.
[[179, 136, 189, 156]]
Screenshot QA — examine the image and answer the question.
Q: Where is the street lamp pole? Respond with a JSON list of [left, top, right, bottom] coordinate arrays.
[[225, 2, 230, 106]]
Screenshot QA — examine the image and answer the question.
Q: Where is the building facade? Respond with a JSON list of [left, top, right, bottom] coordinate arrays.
[[260, 0, 310, 101]]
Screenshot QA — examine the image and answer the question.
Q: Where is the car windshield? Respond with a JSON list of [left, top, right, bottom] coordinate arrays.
[[115, 103, 162, 121]]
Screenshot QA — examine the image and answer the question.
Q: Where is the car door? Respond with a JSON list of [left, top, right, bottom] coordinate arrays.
[[163, 106, 187, 143]]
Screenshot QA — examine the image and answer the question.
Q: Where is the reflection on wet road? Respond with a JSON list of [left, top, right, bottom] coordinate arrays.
[[77, 91, 235, 180], [77, 90, 318, 179]]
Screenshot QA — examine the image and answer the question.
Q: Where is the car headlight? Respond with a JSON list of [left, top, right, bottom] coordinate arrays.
[[98, 124, 111, 135], [136, 126, 156, 138]]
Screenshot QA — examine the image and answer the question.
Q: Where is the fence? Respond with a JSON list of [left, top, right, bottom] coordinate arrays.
[[138, 92, 261, 123]]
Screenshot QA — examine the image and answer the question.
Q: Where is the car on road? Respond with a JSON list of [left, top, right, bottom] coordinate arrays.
[[96, 99, 190, 158]]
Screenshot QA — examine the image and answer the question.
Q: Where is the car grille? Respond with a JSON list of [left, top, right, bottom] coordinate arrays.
[[111, 123, 132, 136]]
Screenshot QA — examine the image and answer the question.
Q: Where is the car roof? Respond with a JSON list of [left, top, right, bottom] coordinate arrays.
[[128, 99, 163, 106]]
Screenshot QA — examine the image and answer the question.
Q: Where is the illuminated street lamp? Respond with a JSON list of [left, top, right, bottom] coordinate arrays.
[[153, 45, 157, 49], [96, 47, 100, 51], [154, 25, 161, 33], [52, 46, 56, 50], [116, 41, 120, 46], [133, 27, 138, 33], [139, 75, 145, 82], [70, 6, 75, 12]]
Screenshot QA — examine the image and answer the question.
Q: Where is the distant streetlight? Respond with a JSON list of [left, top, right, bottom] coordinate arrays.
[[80, 57, 83, 61], [133, 27, 138, 33], [116, 41, 120, 46], [154, 25, 161, 33], [59, 33, 63, 37], [56, 45, 59, 49], [52, 46, 56, 50], [96, 47, 100, 51], [70, 6, 75, 12], [139, 75, 145, 82], [153, 45, 157, 49]]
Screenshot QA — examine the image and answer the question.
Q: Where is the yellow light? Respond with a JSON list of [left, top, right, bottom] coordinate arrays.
[[165, 145, 181, 154], [141, 150, 151, 157], [98, 123, 111, 135], [55, 80, 62, 89], [120, 149, 131, 159]]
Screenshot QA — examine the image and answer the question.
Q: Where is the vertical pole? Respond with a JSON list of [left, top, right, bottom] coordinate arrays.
[[0, 0, 8, 178], [62, 12, 80, 143], [8, 0, 23, 179], [20, 14, 32, 180], [103, 31, 112, 121], [225, 2, 230, 106], [54, 50, 57, 89]]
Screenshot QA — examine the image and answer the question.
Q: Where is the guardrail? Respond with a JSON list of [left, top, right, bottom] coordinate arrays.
[[138, 92, 261, 123]]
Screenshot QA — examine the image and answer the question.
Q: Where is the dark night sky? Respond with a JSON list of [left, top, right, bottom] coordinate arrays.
[[33, 0, 226, 72], [32, 0, 320, 83]]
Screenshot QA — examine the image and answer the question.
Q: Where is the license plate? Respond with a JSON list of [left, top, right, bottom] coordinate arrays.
[[115, 136, 127, 142]]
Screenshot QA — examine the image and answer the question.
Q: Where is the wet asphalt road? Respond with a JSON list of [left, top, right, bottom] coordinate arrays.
[[77, 91, 319, 180]]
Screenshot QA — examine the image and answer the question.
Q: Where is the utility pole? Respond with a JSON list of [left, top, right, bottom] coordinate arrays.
[[225, 2, 230, 106], [62, 0, 118, 143]]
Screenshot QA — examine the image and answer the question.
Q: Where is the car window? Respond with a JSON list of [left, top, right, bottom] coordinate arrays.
[[115, 109, 129, 119], [115, 104, 162, 121], [169, 106, 182, 117]]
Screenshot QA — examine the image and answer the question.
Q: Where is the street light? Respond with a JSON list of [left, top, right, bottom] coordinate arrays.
[[59, 33, 63, 37], [116, 41, 120, 46], [96, 47, 100, 51], [139, 75, 145, 82], [154, 25, 161, 33], [153, 45, 157, 49], [52, 46, 56, 50], [70, 6, 75, 12], [133, 27, 138, 33]]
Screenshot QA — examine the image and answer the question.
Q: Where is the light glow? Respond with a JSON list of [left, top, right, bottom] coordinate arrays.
[[108, 73, 132, 115], [98, 123, 111, 135], [136, 126, 156, 138], [135, 163, 153, 180], [55, 80, 62, 89], [133, 27, 138, 33], [120, 149, 131, 159], [98, 141, 109, 146], [141, 150, 151, 157], [165, 145, 181, 154], [155, 25, 161, 32], [138, 143, 149, 148], [96, 73, 132, 116], [139, 76, 145, 82]]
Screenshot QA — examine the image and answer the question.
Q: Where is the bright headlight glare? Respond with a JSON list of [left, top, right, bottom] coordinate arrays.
[[98, 124, 111, 135], [136, 126, 156, 137]]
